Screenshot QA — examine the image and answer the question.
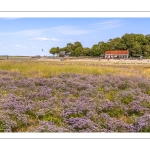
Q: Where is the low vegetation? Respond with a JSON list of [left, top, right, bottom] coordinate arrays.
[[0, 60, 150, 132]]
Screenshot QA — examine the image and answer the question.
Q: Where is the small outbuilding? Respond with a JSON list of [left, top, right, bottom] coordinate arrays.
[[105, 50, 129, 59], [59, 51, 71, 57]]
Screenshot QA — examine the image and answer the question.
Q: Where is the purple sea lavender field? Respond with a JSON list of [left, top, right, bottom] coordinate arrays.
[[127, 100, 149, 115], [2, 94, 25, 107], [30, 121, 69, 132], [13, 79, 35, 88], [98, 113, 135, 132], [0, 70, 150, 132], [60, 97, 78, 109], [134, 113, 150, 132], [0, 116, 16, 132], [64, 117, 99, 132]]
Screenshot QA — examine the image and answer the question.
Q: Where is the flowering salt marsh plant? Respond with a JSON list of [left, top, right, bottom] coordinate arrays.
[[0, 69, 150, 132]]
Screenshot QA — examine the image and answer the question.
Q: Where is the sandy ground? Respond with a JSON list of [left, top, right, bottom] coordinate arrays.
[[38, 58, 150, 64]]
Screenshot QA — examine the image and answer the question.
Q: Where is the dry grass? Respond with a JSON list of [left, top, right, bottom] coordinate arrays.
[[0, 59, 149, 78]]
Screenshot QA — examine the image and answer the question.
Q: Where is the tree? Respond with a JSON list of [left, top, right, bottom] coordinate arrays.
[[121, 34, 138, 56], [67, 43, 74, 52], [90, 42, 109, 57], [131, 42, 142, 57], [49, 33, 150, 58], [97, 41, 109, 55], [122, 34, 135, 48], [82, 47, 91, 56], [91, 44, 99, 56], [107, 38, 121, 50], [70, 41, 83, 56], [71, 47, 83, 57], [49, 47, 60, 56], [145, 34, 150, 43], [73, 41, 83, 50], [114, 39, 127, 50], [142, 45, 150, 58], [135, 34, 148, 45]]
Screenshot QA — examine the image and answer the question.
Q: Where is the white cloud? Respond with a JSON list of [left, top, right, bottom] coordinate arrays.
[[14, 44, 26, 49], [34, 37, 49, 41], [31, 37, 59, 41], [0, 28, 47, 36], [52, 25, 90, 35], [31, 46, 35, 48], [50, 38, 59, 41], [4, 47, 7, 49], [1, 18, 21, 20], [0, 20, 123, 38], [91, 19, 125, 30], [0, 25, 90, 37], [68, 39, 75, 42]]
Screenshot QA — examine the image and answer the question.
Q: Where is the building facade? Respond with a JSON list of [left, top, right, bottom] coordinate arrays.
[[105, 50, 129, 59], [59, 51, 71, 57]]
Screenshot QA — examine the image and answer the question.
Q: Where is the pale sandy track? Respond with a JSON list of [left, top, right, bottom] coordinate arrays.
[[38, 58, 150, 64]]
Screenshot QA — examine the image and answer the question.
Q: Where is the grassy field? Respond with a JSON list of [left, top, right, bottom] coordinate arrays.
[[0, 59, 150, 78], [0, 59, 150, 132]]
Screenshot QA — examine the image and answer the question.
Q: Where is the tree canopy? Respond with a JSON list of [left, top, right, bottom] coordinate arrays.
[[49, 33, 150, 58]]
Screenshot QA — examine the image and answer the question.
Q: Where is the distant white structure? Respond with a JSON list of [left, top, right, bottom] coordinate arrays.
[[59, 51, 71, 57], [42, 49, 44, 57]]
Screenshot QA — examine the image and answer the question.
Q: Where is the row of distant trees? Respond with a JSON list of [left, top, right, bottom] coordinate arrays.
[[49, 33, 150, 58]]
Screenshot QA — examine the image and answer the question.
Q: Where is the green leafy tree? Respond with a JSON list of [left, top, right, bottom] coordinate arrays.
[[145, 34, 150, 43], [60, 47, 70, 53], [98, 41, 109, 55], [71, 47, 83, 57], [70, 41, 83, 56], [49, 33, 150, 58], [135, 34, 148, 45], [91, 44, 99, 56], [107, 38, 121, 50], [143, 45, 150, 58], [67, 43, 74, 52], [131, 42, 142, 57], [73, 41, 83, 50], [82, 47, 91, 56], [49, 47, 59, 56], [114, 39, 127, 50]]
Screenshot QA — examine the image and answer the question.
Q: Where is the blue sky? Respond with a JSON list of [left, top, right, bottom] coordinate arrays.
[[0, 18, 150, 56]]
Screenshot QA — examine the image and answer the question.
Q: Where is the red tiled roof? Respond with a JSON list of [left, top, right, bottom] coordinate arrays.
[[105, 50, 128, 55]]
